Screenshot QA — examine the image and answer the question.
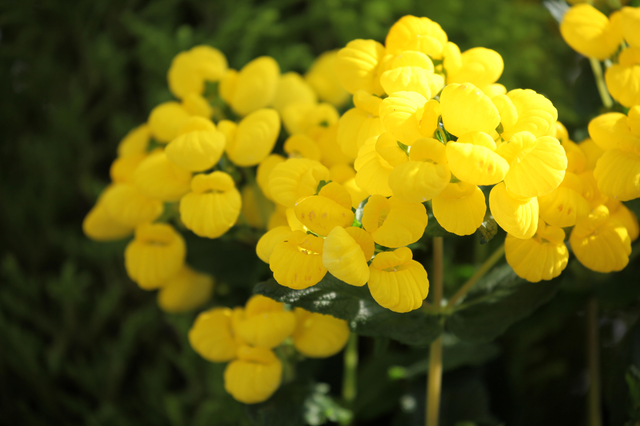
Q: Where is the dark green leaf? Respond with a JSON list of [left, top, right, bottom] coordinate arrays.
[[476, 214, 497, 245], [447, 264, 560, 343], [254, 275, 442, 346]]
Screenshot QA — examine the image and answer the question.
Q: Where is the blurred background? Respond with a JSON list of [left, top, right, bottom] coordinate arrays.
[[1, 0, 639, 425]]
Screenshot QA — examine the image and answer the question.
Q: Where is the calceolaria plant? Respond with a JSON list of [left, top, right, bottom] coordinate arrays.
[[84, 6, 639, 425]]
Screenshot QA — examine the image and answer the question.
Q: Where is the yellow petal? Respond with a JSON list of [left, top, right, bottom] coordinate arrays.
[[379, 91, 427, 145], [446, 132, 509, 186], [256, 226, 293, 263], [305, 50, 350, 107], [226, 108, 281, 167], [228, 56, 280, 116], [362, 196, 428, 248], [268, 159, 330, 208], [499, 89, 558, 140], [440, 83, 500, 137], [148, 102, 191, 143], [165, 117, 226, 172], [189, 307, 238, 362], [593, 148, 640, 201], [82, 197, 134, 241], [432, 182, 486, 236], [224, 346, 282, 404], [158, 267, 214, 313], [133, 151, 192, 202], [385, 15, 447, 59], [101, 183, 164, 228], [292, 308, 350, 358], [322, 226, 372, 286], [269, 231, 327, 289], [489, 182, 538, 239], [335, 39, 386, 95], [234, 295, 296, 349], [560, 4, 623, 59]]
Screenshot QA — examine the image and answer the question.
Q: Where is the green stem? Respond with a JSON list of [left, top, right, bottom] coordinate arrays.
[[587, 297, 602, 426], [589, 57, 614, 109], [426, 237, 444, 426], [342, 333, 358, 409], [446, 244, 505, 308]]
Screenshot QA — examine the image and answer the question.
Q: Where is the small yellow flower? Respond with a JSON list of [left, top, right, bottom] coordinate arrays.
[[189, 307, 238, 362], [538, 172, 590, 228], [620, 6, 640, 48], [271, 72, 318, 114], [148, 102, 191, 143], [335, 39, 386, 95], [82, 197, 134, 242], [431, 182, 486, 236], [440, 83, 500, 137], [219, 56, 280, 116], [560, 4, 623, 60], [157, 266, 214, 313], [100, 183, 164, 228], [385, 15, 447, 59], [445, 47, 504, 91], [268, 158, 330, 208], [304, 50, 350, 107], [269, 230, 327, 289], [379, 91, 428, 145], [233, 295, 296, 349], [226, 108, 281, 167], [165, 117, 226, 172], [489, 182, 539, 239], [133, 151, 192, 202], [322, 226, 375, 287], [292, 308, 350, 358], [445, 131, 509, 186], [224, 345, 282, 404], [256, 226, 293, 264], [361, 195, 428, 248], [117, 124, 150, 157], [294, 182, 354, 236]]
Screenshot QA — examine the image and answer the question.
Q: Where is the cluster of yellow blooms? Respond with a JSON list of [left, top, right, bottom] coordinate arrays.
[[189, 294, 349, 403], [82, 8, 640, 404]]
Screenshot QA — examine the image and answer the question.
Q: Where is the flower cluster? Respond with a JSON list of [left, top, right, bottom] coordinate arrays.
[[189, 295, 349, 404]]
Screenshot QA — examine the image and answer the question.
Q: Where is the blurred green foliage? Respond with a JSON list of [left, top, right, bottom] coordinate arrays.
[[1, 0, 639, 425]]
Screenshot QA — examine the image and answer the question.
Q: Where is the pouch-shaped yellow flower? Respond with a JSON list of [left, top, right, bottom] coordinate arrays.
[[148, 102, 191, 143], [182, 93, 213, 118], [621, 7, 640, 48], [133, 151, 192, 202], [292, 308, 350, 358], [388, 138, 450, 203], [117, 124, 150, 157], [284, 134, 322, 161], [282, 102, 339, 136], [224, 345, 282, 404], [505, 221, 569, 282], [354, 136, 395, 197], [605, 47, 640, 108], [379, 66, 434, 99], [538, 172, 590, 228], [294, 182, 354, 236], [257, 154, 286, 201], [272, 72, 318, 114], [385, 15, 447, 59], [110, 153, 147, 184], [256, 226, 293, 263], [233, 295, 296, 349], [165, 117, 226, 172], [101, 183, 164, 228], [379, 91, 428, 145], [335, 39, 386, 96], [497, 131, 567, 198], [312, 123, 352, 168], [431, 182, 486, 236], [322, 226, 374, 287], [446, 47, 504, 89], [268, 158, 330, 208], [269, 230, 327, 289], [180, 172, 241, 239], [593, 148, 640, 201], [157, 266, 214, 313], [337, 105, 384, 159], [570, 205, 631, 273], [226, 108, 281, 167], [305, 50, 350, 107], [168, 46, 227, 99], [361, 195, 428, 248], [83, 198, 134, 241], [124, 223, 186, 289], [188, 307, 238, 362], [440, 83, 500, 137], [446, 131, 509, 186], [221, 56, 280, 116], [608, 200, 639, 241], [560, 4, 623, 60], [588, 112, 638, 151], [368, 247, 429, 313], [494, 89, 558, 140], [489, 182, 539, 239]]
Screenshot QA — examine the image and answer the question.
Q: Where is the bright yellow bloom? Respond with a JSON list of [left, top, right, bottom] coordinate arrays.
[[182, 93, 213, 118], [311, 123, 352, 168], [494, 89, 558, 140], [233, 295, 296, 349], [368, 247, 429, 313], [353, 136, 395, 197], [593, 149, 640, 201], [335, 39, 386, 95], [304, 50, 350, 107], [117, 124, 150, 157], [445, 46, 504, 90], [608, 200, 640, 241], [256, 226, 293, 263], [379, 91, 428, 145], [133, 151, 192, 202], [505, 221, 569, 282], [268, 158, 330, 208], [82, 196, 134, 241], [621, 7, 640, 48], [189, 307, 238, 362], [588, 112, 639, 151], [110, 153, 147, 184], [361, 195, 428, 248], [282, 102, 339, 136], [256, 154, 285, 201], [570, 205, 631, 273], [148, 102, 191, 143], [272, 72, 317, 114], [157, 266, 214, 313], [579, 139, 604, 170], [269, 230, 327, 289], [446, 131, 509, 186], [489, 182, 539, 239], [336, 95, 383, 158], [226, 108, 281, 167], [284, 134, 322, 161], [220, 56, 280, 116], [379, 51, 444, 97], [292, 308, 350, 358], [330, 164, 369, 209], [294, 182, 354, 236], [168, 46, 227, 99], [224, 345, 282, 404], [165, 117, 226, 172], [100, 183, 164, 228], [124, 223, 186, 289], [563, 139, 588, 174], [432, 182, 486, 236], [538, 172, 590, 228], [560, 4, 623, 60], [440, 83, 500, 137], [322, 226, 374, 287], [497, 131, 567, 198], [180, 172, 241, 239], [385, 15, 447, 59], [605, 46, 640, 108]]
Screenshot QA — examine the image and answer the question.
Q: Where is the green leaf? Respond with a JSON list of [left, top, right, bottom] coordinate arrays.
[[476, 214, 497, 245], [447, 264, 560, 343], [245, 381, 309, 426], [254, 275, 442, 346]]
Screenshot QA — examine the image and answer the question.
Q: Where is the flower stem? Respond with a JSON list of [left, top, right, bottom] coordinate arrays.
[[342, 333, 358, 409], [426, 237, 444, 426], [587, 297, 602, 426], [589, 57, 613, 109], [447, 244, 505, 308]]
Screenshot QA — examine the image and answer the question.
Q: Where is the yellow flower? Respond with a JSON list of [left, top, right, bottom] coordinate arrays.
[[165, 117, 226, 172], [82, 196, 134, 241], [445, 46, 504, 90], [440, 83, 500, 137], [133, 150, 192, 202], [489, 182, 539, 239], [282, 102, 339, 136], [219, 56, 280, 116], [304, 50, 350, 107], [284, 134, 322, 161], [294, 182, 354, 236], [353, 134, 398, 197], [269, 230, 327, 289], [379, 91, 428, 145], [292, 308, 350, 358], [268, 158, 330, 208], [167, 46, 227, 99], [593, 149, 640, 201], [385, 15, 447, 59], [379, 51, 444, 98], [224, 345, 282, 404], [256, 226, 293, 263], [570, 205, 631, 273], [147, 102, 191, 143], [233, 295, 296, 349], [608, 200, 640, 241], [445, 131, 509, 186], [182, 93, 213, 118], [368, 247, 429, 313], [180, 172, 241, 239], [538, 172, 590, 228], [110, 153, 147, 184], [335, 39, 386, 95], [100, 183, 164, 228], [579, 139, 604, 170], [157, 266, 214, 313], [226, 108, 281, 167], [117, 124, 150, 157], [563, 139, 588, 174], [272, 72, 318, 114], [336, 93, 384, 158], [505, 221, 569, 282], [588, 112, 638, 152], [322, 226, 375, 287], [620, 6, 640, 48], [189, 307, 238, 362], [361, 195, 428, 248], [124, 223, 186, 290], [311, 123, 352, 168], [431, 182, 486, 236], [560, 4, 623, 59], [493, 89, 558, 140]]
